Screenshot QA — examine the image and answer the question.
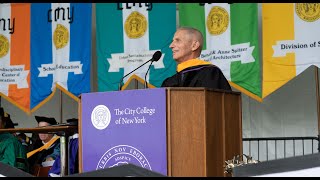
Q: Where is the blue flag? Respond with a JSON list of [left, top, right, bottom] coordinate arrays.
[[31, 3, 92, 110]]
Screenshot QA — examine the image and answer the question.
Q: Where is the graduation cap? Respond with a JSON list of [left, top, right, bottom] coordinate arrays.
[[0, 108, 18, 128], [4, 113, 18, 129], [66, 118, 78, 126], [35, 116, 57, 125]]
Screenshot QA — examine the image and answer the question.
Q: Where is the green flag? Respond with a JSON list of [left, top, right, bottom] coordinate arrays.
[[96, 3, 176, 91], [179, 3, 262, 101]]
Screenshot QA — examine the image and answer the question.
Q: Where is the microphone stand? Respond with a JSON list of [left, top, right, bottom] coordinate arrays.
[[118, 59, 153, 91], [144, 61, 154, 89]]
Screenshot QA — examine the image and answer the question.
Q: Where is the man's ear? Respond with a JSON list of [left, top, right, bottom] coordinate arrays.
[[191, 41, 200, 51]]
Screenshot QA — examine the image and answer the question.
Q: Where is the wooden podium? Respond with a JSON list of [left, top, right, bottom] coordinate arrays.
[[165, 87, 242, 177], [79, 87, 242, 177]]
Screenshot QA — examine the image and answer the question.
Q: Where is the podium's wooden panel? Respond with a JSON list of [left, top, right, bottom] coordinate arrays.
[[166, 88, 242, 177]]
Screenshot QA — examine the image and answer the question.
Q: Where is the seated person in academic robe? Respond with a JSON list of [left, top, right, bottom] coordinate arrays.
[[161, 27, 232, 91], [16, 133, 35, 153], [0, 107, 29, 172], [29, 132, 44, 152], [48, 118, 79, 177], [4, 114, 32, 154], [27, 116, 60, 174]]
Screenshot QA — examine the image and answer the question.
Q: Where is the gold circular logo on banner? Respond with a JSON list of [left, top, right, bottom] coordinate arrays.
[[206, 6, 229, 36], [295, 3, 320, 22], [124, 11, 148, 39], [0, 34, 9, 58], [53, 24, 69, 49]]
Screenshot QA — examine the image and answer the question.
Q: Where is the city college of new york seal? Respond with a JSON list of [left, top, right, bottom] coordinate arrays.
[[295, 3, 320, 22], [124, 11, 147, 39], [96, 145, 152, 171], [206, 6, 229, 36], [0, 34, 9, 58], [53, 24, 69, 49]]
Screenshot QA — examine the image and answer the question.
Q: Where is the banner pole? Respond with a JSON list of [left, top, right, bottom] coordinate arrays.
[[60, 89, 63, 124], [315, 66, 320, 152]]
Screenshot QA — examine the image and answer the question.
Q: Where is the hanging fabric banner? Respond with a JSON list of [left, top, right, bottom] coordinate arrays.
[[96, 3, 176, 91], [262, 3, 320, 98], [0, 3, 31, 113], [31, 3, 92, 111], [179, 3, 262, 101]]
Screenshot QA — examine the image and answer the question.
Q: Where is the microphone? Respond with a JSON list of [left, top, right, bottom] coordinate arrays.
[[144, 51, 162, 89], [118, 51, 162, 91]]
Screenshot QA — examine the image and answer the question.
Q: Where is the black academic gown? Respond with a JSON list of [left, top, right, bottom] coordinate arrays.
[[27, 138, 60, 174], [161, 64, 232, 91]]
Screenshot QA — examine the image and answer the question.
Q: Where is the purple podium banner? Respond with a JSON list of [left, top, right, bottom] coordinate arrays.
[[81, 88, 167, 175]]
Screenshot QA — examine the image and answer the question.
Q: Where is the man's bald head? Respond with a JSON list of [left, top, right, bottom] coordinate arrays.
[[170, 27, 204, 63], [176, 27, 204, 56]]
